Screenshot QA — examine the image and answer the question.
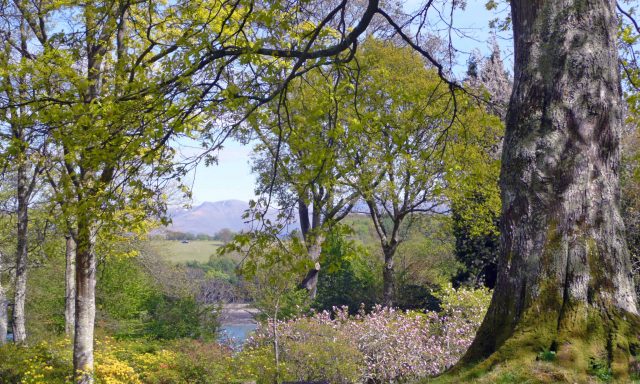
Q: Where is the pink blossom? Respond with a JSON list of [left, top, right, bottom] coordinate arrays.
[[248, 286, 491, 382]]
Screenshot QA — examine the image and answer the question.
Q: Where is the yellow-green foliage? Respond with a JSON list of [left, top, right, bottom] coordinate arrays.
[[0, 336, 362, 384], [230, 326, 364, 384], [279, 321, 364, 383], [228, 346, 284, 383], [0, 338, 227, 383], [0, 339, 72, 383], [436, 284, 492, 325]]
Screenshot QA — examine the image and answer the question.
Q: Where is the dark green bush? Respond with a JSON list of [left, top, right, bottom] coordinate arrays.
[[145, 295, 218, 340], [313, 231, 379, 313]]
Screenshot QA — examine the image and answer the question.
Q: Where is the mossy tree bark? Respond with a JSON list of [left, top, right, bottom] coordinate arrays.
[[463, 0, 640, 379]]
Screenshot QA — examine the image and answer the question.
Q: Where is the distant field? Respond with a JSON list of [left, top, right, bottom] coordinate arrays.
[[149, 240, 223, 264]]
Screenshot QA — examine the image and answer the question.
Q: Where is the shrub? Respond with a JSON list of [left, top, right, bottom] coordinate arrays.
[[279, 320, 363, 383], [231, 345, 283, 383], [145, 295, 218, 341], [314, 231, 380, 314], [0, 338, 237, 384], [154, 339, 234, 384], [0, 287, 491, 384], [0, 340, 71, 384], [250, 285, 491, 383]]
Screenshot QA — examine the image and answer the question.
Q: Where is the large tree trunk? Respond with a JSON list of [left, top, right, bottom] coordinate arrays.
[[73, 216, 96, 384], [65, 234, 76, 338], [12, 159, 28, 344], [463, 0, 640, 378]]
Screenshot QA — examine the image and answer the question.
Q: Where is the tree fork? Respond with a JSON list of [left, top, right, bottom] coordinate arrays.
[[461, 0, 640, 379]]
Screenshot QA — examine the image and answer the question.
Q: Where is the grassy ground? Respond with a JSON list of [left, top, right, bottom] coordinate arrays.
[[421, 355, 639, 384], [422, 362, 592, 384], [149, 240, 223, 264]]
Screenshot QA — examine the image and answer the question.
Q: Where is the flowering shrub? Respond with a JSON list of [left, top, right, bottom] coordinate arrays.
[[228, 345, 284, 383], [95, 355, 142, 384], [249, 285, 491, 383], [0, 338, 236, 384], [0, 287, 490, 384], [0, 340, 71, 383]]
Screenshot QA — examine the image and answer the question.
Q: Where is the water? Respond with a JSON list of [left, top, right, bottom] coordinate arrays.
[[218, 303, 259, 348], [219, 323, 257, 348]]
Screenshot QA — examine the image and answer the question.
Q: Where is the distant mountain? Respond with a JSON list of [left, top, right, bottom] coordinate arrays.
[[161, 199, 444, 237], [165, 200, 253, 235], [163, 200, 295, 235]]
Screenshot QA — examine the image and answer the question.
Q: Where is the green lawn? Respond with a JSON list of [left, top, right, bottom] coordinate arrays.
[[149, 240, 224, 264]]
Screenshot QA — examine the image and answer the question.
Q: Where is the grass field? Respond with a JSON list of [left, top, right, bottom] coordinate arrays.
[[149, 240, 224, 264]]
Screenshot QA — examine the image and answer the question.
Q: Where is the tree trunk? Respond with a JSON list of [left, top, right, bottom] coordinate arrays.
[[298, 197, 326, 299], [300, 235, 324, 299], [12, 159, 28, 344], [463, 0, 640, 379], [65, 234, 76, 338], [382, 249, 395, 307], [0, 252, 7, 345], [73, 216, 96, 384]]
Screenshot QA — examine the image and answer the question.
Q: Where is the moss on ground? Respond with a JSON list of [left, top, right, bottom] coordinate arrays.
[[422, 303, 640, 384], [422, 358, 640, 383]]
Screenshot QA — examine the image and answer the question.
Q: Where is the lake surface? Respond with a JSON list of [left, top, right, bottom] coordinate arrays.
[[218, 304, 259, 348], [219, 323, 258, 347]]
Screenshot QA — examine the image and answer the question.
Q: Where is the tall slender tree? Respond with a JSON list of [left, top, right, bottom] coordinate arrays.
[[343, 39, 501, 306], [0, 11, 46, 345], [345, 41, 449, 307], [249, 66, 359, 298], [1, 1, 204, 380]]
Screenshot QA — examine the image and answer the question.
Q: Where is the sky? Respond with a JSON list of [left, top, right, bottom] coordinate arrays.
[[184, 0, 511, 204]]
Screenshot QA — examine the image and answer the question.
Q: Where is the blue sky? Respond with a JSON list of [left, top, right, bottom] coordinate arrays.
[[185, 0, 511, 204]]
